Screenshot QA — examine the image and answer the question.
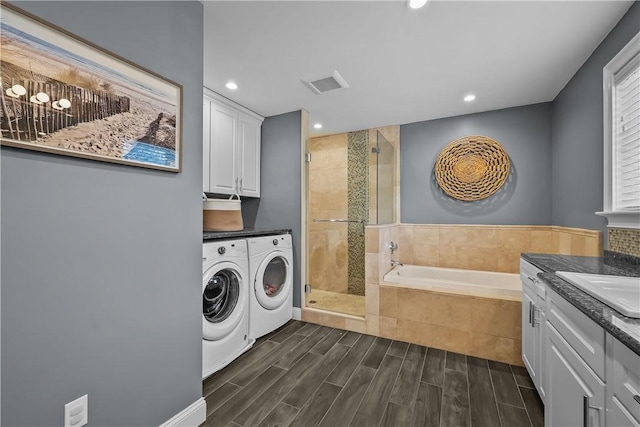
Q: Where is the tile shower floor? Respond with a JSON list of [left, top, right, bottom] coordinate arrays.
[[306, 289, 365, 317], [202, 320, 543, 427]]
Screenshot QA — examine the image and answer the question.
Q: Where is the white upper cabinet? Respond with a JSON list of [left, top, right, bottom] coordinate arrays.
[[237, 114, 261, 198], [208, 101, 239, 195], [203, 89, 263, 197]]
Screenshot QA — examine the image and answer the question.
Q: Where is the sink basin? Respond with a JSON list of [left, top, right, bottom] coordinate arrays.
[[556, 272, 640, 319]]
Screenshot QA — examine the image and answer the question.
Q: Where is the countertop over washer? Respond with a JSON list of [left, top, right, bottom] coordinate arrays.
[[203, 228, 291, 241], [522, 250, 640, 356]]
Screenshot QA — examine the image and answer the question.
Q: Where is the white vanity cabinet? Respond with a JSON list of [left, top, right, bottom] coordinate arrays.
[[545, 286, 606, 427], [521, 256, 640, 427], [520, 259, 547, 402], [203, 89, 263, 197]]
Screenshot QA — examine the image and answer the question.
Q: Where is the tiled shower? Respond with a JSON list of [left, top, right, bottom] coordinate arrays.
[[306, 126, 398, 316]]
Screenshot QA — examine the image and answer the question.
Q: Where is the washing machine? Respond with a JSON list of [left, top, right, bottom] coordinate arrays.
[[202, 239, 254, 379], [247, 234, 294, 340]]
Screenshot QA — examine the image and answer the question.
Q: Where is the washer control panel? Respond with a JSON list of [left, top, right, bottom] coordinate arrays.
[[203, 240, 247, 261]]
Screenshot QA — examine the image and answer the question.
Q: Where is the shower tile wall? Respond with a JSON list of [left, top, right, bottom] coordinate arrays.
[[308, 134, 349, 293], [347, 130, 369, 296]]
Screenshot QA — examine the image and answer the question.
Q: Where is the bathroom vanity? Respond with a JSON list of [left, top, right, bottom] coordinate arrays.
[[520, 253, 640, 427]]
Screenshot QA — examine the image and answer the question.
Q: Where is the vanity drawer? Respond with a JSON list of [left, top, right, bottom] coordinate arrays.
[[611, 338, 640, 424], [547, 287, 605, 380]]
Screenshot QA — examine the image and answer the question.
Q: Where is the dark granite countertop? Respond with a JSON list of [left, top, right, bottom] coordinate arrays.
[[522, 252, 640, 356], [203, 228, 291, 241]]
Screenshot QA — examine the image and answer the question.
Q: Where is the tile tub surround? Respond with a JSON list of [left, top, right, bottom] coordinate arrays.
[[397, 224, 603, 273], [302, 224, 605, 366], [522, 252, 640, 356], [379, 285, 522, 366]]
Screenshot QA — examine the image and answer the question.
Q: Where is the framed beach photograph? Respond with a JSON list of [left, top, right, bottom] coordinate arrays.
[[0, 3, 182, 172]]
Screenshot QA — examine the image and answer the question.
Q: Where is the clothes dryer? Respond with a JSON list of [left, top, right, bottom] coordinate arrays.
[[247, 234, 293, 339], [202, 239, 253, 379]]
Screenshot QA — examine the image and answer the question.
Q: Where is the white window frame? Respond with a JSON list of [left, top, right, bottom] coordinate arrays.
[[596, 31, 640, 229]]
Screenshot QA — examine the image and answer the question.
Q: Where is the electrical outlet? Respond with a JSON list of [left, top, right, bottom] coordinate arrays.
[[64, 394, 88, 427]]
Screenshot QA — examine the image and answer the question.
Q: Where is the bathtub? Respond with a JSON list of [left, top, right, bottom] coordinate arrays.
[[382, 264, 521, 301], [380, 264, 523, 365]]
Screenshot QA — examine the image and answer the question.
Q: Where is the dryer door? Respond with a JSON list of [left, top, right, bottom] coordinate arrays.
[[254, 251, 291, 310], [203, 261, 246, 341]]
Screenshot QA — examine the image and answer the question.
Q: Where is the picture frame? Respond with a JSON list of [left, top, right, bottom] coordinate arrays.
[[0, 2, 182, 172]]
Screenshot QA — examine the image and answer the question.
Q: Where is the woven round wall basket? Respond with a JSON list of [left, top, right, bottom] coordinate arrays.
[[434, 135, 510, 201]]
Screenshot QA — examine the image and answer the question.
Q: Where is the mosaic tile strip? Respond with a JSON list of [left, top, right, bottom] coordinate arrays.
[[347, 130, 369, 296], [609, 228, 640, 258]]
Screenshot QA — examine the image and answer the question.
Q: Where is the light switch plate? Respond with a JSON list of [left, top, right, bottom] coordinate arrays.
[[64, 394, 88, 427]]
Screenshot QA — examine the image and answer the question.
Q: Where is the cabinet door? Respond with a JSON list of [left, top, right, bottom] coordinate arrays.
[[609, 336, 640, 425], [546, 322, 605, 427], [203, 98, 211, 192], [237, 114, 261, 197], [522, 287, 537, 386], [608, 396, 640, 427], [209, 102, 239, 195]]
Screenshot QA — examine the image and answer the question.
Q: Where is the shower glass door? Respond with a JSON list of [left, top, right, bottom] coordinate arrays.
[[371, 130, 395, 224], [306, 131, 367, 317]]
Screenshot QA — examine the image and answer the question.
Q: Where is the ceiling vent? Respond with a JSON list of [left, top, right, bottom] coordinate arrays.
[[303, 70, 349, 95]]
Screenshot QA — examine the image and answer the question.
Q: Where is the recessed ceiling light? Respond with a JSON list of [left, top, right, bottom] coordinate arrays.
[[313, 123, 323, 129], [225, 81, 238, 90], [408, 0, 428, 9], [464, 94, 476, 102]]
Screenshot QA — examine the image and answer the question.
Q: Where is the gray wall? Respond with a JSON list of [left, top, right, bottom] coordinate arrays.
[[1, 2, 204, 426], [400, 103, 552, 225], [244, 111, 302, 308], [551, 2, 640, 233]]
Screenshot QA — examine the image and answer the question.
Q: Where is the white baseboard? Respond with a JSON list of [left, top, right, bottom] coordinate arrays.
[[292, 307, 302, 320], [159, 397, 206, 427]]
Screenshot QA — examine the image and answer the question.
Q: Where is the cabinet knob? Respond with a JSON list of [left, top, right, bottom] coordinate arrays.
[[634, 395, 640, 404]]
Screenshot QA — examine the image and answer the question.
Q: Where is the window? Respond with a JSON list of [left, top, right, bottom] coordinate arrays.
[[597, 31, 640, 229]]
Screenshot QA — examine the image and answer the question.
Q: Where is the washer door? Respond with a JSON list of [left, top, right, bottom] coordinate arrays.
[[203, 261, 246, 341], [254, 251, 291, 310]]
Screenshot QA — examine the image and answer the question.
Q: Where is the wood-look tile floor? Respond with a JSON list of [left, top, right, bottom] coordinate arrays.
[[202, 320, 543, 427]]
